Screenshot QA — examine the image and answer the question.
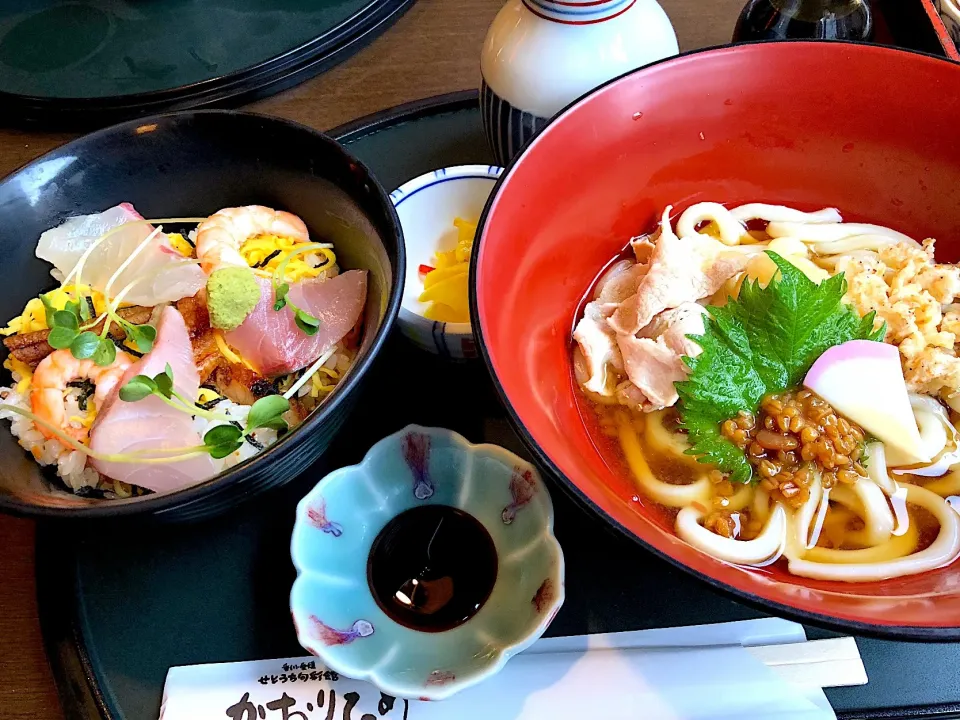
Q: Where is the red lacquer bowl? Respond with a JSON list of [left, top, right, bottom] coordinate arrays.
[[471, 41, 960, 639]]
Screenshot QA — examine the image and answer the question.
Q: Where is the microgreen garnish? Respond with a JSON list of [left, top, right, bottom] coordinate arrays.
[[119, 363, 176, 402], [676, 251, 885, 483], [270, 244, 326, 335], [119, 365, 290, 459], [118, 320, 157, 353], [47, 308, 80, 349], [245, 394, 291, 431], [69, 331, 100, 359], [39, 293, 57, 327], [294, 308, 320, 336], [199, 393, 290, 457], [203, 424, 244, 459], [274, 282, 290, 312], [92, 339, 116, 366], [42, 292, 153, 366]]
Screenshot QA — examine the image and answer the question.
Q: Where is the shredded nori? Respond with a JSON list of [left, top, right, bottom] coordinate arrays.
[[196, 396, 224, 410], [230, 420, 244, 431], [71, 484, 108, 499], [253, 249, 281, 269], [183, 234, 195, 248], [250, 378, 275, 399], [84, 296, 96, 319], [244, 433, 265, 450], [111, 336, 144, 356], [66, 379, 95, 411]]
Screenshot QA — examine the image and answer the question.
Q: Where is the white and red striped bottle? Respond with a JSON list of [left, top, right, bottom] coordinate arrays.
[[480, 0, 678, 165]]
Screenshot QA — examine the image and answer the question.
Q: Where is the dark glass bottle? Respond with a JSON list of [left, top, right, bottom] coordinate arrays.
[[733, 0, 873, 42]]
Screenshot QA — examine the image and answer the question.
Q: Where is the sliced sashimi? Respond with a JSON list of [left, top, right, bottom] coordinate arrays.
[[90, 307, 217, 492], [36, 203, 205, 305], [226, 270, 367, 376]]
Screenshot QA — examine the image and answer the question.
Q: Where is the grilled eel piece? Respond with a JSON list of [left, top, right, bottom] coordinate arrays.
[[176, 294, 282, 407], [3, 305, 153, 368], [178, 292, 361, 417]]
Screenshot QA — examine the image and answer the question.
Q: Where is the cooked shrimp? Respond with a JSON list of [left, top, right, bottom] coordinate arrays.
[[31, 349, 134, 442], [195, 205, 309, 273]]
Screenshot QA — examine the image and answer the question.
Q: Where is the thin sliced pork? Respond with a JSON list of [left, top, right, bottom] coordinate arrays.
[[226, 270, 367, 377], [90, 307, 217, 492], [37, 203, 205, 305], [573, 304, 622, 395], [616, 303, 707, 411], [573, 260, 644, 394], [609, 207, 754, 335]]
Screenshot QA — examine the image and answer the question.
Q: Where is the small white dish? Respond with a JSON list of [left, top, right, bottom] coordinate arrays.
[[390, 165, 503, 360]]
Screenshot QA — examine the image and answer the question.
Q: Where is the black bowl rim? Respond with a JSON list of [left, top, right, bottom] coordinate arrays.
[[470, 39, 960, 641], [0, 109, 405, 519]]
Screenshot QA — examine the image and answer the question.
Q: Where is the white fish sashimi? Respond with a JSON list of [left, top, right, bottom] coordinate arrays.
[[90, 307, 218, 493], [36, 203, 205, 305]]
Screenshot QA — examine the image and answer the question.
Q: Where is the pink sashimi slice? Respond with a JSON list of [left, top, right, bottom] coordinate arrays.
[[226, 270, 367, 377], [90, 307, 217, 493]]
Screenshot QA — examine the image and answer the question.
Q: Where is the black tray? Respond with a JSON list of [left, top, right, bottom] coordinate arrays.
[[35, 92, 960, 720], [0, 0, 415, 129]]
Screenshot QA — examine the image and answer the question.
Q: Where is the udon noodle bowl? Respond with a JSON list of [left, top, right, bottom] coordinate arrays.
[[573, 202, 960, 583]]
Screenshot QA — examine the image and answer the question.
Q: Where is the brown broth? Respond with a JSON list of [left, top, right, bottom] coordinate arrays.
[[579, 395, 943, 571]]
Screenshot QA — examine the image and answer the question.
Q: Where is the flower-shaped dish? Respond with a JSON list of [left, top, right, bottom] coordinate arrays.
[[290, 425, 564, 699]]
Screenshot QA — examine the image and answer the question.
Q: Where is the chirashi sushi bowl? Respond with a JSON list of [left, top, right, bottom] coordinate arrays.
[[0, 111, 403, 520]]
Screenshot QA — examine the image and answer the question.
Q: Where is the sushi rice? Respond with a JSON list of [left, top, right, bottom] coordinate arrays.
[[0, 206, 362, 499], [0, 363, 280, 497]]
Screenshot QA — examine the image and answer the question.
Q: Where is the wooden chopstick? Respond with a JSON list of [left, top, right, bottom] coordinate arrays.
[[745, 637, 867, 688]]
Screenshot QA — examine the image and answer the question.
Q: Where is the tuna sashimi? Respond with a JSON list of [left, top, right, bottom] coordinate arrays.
[[226, 270, 367, 377], [90, 307, 217, 493], [36, 203, 205, 306]]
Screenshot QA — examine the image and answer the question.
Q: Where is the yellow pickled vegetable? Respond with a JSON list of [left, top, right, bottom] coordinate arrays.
[[418, 218, 477, 323], [420, 272, 469, 321]]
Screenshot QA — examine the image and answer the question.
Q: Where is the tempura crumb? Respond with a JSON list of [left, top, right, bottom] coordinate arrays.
[[833, 239, 960, 405]]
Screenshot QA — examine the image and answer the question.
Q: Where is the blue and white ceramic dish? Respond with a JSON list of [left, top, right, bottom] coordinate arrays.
[[290, 425, 564, 700], [390, 165, 502, 360]]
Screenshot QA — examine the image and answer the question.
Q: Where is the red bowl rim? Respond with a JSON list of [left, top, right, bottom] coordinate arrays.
[[470, 39, 960, 641]]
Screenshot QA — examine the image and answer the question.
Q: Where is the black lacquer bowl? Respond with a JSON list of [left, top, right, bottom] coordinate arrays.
[[0, 111, 404, 521]]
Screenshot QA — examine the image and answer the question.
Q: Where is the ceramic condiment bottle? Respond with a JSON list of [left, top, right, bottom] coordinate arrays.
[[480, 0, 679, 165]]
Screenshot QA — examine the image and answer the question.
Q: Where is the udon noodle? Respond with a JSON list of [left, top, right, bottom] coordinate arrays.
[[575, 202, 960, 582]]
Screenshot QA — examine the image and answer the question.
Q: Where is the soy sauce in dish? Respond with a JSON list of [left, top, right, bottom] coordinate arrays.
[[367, 505, 498, 632]]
